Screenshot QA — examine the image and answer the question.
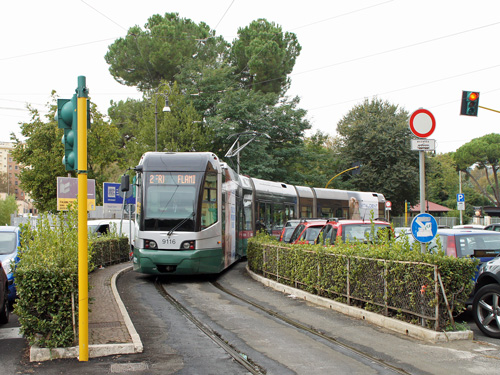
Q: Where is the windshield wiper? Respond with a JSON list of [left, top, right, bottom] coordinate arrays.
[[168, 212, 195, 236]]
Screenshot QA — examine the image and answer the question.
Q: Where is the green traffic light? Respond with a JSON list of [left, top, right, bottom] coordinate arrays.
[[57, 95, 78, 171]]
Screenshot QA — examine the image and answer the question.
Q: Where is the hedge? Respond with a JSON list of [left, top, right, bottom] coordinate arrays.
[[14, 210, 130, 348], [248, 231, 478, 331]]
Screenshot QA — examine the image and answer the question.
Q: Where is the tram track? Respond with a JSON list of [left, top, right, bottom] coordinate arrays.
[[154, 278, 266, 375], [212, 281, 411, 375], [155, 274, 411, 375]]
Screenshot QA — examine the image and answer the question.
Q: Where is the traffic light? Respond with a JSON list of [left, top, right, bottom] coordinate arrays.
[[57, 95, 78, 171], [460, 91, 480, 116], [405, 201, 411, 212]]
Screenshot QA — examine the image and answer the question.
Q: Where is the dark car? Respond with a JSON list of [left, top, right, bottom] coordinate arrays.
[[0, 226, 21, 307], [289, 219, 327, 245], [484, 223, 500, 232], [472, 256, 500, 338], [278, 219, 301, 242], [317, 219, 392, 246], [0, 261, 9, 324]]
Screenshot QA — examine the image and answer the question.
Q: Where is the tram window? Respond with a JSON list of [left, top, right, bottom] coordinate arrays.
[[285, 205, 295, 221], [301, 206, 312, 218], [274, 205, 284, 228], [243, 194, 252, 231], [201, 173, 217, 229]]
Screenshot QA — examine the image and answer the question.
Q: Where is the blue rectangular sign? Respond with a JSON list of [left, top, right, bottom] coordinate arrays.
[[103, 182, 135, 205]]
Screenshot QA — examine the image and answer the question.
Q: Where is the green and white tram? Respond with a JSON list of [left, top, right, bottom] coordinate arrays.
[[131, 152, 386, 275]]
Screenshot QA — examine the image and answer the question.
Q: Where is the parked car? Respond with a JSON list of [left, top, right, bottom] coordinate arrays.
[[452, 224, 485, 230], [429, 229, 500, 261], [0, 226, 21, 308], [484, 223, 500, 232], [472, 256, 500, 338], [317, 219, 392, 246], [0, 261, 9, 324], [278, 219, 301, 242], [280, 218, 328, 243], [289, 219, 328, 245]]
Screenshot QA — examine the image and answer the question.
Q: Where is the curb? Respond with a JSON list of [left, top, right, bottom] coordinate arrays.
[[247, 267, 473, 343], [30, 265, 142, 362]]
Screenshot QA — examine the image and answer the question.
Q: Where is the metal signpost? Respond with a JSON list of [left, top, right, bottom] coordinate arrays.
[[409, 108, 437, 253]]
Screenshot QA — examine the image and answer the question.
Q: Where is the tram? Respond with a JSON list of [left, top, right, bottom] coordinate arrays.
[[131, 152, 386, 275]]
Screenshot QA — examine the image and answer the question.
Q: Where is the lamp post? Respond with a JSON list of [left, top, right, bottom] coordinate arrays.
[[154, 94, 170, 152]]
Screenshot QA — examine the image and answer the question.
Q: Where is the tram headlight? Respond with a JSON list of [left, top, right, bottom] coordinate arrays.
[[145, 239, 158, 249], [180, 240, 195, 250]]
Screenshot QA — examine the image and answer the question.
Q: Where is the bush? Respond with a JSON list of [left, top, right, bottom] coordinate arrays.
[[248, 230, 477, 331], [14, 208, 130, 348]]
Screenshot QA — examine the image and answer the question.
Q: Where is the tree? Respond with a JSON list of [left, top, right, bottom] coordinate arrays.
[[336, 98, 419, 215], [105, 13, 229, 91], [426, 153, 459, 208], [231, 19, 301, 94], [0, 195, 18, 225], [454, 133, 500, 206], [11, 93, 122, 212], [211, 89, 311, 183]]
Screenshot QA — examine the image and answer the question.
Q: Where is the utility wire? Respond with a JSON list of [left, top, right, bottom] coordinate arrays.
[[214, 0, 236, 30], [80, 0, 128, 31]]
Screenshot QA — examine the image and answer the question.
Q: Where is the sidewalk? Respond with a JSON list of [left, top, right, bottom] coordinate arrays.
[[30, 262, 143, 362]]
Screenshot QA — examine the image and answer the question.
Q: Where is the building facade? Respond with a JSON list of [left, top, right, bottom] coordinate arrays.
[[0, 141, 36, 214]]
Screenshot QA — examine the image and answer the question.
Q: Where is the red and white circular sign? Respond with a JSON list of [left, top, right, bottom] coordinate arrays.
[[409, 108, 436, 138], [385, 201, 392, 208]]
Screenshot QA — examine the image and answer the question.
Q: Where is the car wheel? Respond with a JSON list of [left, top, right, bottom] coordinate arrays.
[[473, 284, 500, 339], [0, 287, 9, 325]]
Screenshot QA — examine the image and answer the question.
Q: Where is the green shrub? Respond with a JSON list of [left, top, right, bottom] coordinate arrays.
[[14, 208, 131, 348], [248, 231, 477, 331]]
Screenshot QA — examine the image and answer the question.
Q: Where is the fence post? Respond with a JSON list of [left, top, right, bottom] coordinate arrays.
[[347, 257, 351, 305], [384, 260, 388, 316]]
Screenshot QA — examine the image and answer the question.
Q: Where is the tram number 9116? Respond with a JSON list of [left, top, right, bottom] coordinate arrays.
[[162, 238, 177, 245]]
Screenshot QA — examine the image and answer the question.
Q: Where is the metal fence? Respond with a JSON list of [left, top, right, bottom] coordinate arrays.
[[260, 244, 454, 331], [391, 216, 457, 228]]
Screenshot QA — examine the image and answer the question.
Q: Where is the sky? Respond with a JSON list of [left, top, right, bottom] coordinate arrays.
[[1, 0, 500, 154]]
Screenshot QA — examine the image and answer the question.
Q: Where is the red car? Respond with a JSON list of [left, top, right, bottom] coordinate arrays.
[[289, 219, 328, 244], [317, 219, 392, 245]]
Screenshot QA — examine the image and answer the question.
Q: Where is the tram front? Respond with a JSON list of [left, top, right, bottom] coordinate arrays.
[[132, 152, 224, 275]]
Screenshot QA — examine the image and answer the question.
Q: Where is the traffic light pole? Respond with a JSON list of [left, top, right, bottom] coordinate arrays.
[[77, 76, 89, 362]]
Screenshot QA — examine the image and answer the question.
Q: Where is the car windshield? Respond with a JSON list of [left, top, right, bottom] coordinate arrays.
[[0, 232, 17, 255], [342, 224, 390, 242], [301, 226, 323, 242], [456, 233, 500, 257]]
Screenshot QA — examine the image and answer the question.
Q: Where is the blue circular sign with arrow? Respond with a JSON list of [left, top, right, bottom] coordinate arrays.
[[411, 213, 438, 243]]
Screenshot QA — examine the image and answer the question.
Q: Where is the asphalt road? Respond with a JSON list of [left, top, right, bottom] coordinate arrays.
[[2, 260, 500, 374]]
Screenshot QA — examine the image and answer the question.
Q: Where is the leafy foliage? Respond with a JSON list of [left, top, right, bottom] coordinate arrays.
[[14, 208, 130, 348], [231, 19, 301, 94], [105, 13, 228, 90], [0, 195, 18, 225], [10, 93, 122, 211], [248, 232, 477, 331], [454, 133, 500, 206], [335, 98, 419, 214]]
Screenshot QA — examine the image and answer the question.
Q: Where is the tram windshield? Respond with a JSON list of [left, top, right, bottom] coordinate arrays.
[[143, 172, 202, 231]]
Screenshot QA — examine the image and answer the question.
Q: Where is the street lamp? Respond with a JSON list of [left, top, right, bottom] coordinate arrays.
[[154, 94, 170, 152]]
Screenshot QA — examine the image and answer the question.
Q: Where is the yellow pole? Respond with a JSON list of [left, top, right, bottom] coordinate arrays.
[[325, 166, 359, 189], [77, 76, 88, 361]]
